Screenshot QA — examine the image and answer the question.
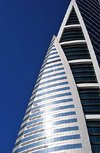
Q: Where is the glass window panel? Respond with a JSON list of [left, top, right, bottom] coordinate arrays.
[[87, 121, 100, 127], [92, 144, 100, 152], [66, 54, 91, 60], [60, 37, 85, 42], [71, 64, 93, 69], [74, 72, 95, 77], [81, 99, 100, 105], [66, 7, 80, 25], [80, 93, 100, 99], [17, 126, 79, 147], [17, 134, 81, 152], [65, 51, 89, 55], [88, 127, 100, 135], [60, 27, 85, 42], [71, 67, 94, 72], [79, 88, 100, 93], [83, 105, 100, 114], [90, 135, 100, 144], [75, 77, 97, 83]]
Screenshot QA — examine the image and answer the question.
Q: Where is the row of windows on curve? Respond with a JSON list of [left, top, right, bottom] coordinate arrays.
[[69, 62, 97, 84], [78, 87, 100, 114], [62, 43, 91, 61], [59, 7, 85, 42], [87, 120, 100, 153]]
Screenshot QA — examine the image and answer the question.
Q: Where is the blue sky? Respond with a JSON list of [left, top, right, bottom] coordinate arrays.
[[0, 0, 70, 152]]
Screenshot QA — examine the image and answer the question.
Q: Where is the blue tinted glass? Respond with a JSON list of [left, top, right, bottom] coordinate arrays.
[[33, 92, 72, 105], [37, 81, 69, 92], [90, 136, 100, 143], [75, 77, 97, 83], [47, 55, 59, 60], [92, 145, 100, 152], [32, 143, 82, 153], [44, 63, 62, 70], [48, 48, 56, 52], [42, 67, 64, 75], [23, 124, 43, 135], [28, 82, 69, 108], [80, 93, 100, 98], [41, 72, 65, 80], [46, 59, 61, 65], [35, 87, 70, 98], [76, 0, 100, 66], [16, 126, 79, 147], [81, 99, 100, 105], [66, 54, 91, 60], [87, 121, 100, 126], [54, 126, 79, 133], [88, 127, 100, 134], [22, 99, 74, 128], [18, 118, 77, 138], [53, 111, 76, 118], [25, 97, 73, 117], [28, 110, 75, 123], [54, 118, 77, 125], [49, 51, 58, 56], [16, 134, 81, 152]]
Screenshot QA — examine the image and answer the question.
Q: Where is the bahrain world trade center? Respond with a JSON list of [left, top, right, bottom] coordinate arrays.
[[13, 0, 100, 153]]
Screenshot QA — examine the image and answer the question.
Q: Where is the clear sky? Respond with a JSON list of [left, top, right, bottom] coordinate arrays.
[[0, 0, 70, 152]]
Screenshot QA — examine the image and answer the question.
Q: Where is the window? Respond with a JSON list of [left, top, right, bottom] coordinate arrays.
[[66, 7, 80, 25], [60, 27, 85, 42], [70, 63, 97, 83]]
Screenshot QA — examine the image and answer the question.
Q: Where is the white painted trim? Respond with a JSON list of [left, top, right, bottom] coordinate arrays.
[[86, 115, 100, 120], [68, 59, 92, 64], [64, 24, 81, 29], [60, 40, 86, 46], [77, 83, 99, 88]]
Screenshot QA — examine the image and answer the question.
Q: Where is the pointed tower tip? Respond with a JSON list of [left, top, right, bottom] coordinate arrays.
[[51, 35, 56, 42]]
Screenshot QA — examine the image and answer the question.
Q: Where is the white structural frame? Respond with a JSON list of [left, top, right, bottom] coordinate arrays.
[[57, 0, 100, 87], [54, 37, 92, 153], [57, 0, 100, 121], [56, 0, 100, 152]]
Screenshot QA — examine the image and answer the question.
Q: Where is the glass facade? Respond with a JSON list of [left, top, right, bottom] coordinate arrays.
[[13, 40, 82, 153], [76, 0, 100, 66], [59, 1, 100, 153], [13, 0, 100, 153]]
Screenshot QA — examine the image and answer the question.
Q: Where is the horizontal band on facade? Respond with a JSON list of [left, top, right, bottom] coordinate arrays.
[[32, 92, 72, 106], [23, 106, 75, 126], [40, 71, 65, 81], [44, 63, 62, 70], [15, 126, 79, 148], [42, 67, 64, 75], [22, 98, 73, 128], [35, 87, 70, 99], [23, 100, 73, 122], [30, 81, 68, 101], [25, 89, 71, 114], [28, 86, 70, 108], [18, 117, 77, 139], [36, 73, 66, 86], [14, 134, 81, 153], [15, 117, 79, 147], [28, 85, 70, 109]]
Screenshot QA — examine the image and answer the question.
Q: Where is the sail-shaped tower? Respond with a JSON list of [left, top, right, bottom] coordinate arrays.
[[13, 0, 100, 152]]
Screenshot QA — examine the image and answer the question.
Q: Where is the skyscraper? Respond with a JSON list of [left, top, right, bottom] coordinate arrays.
[[13, 0, 100, 152]]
